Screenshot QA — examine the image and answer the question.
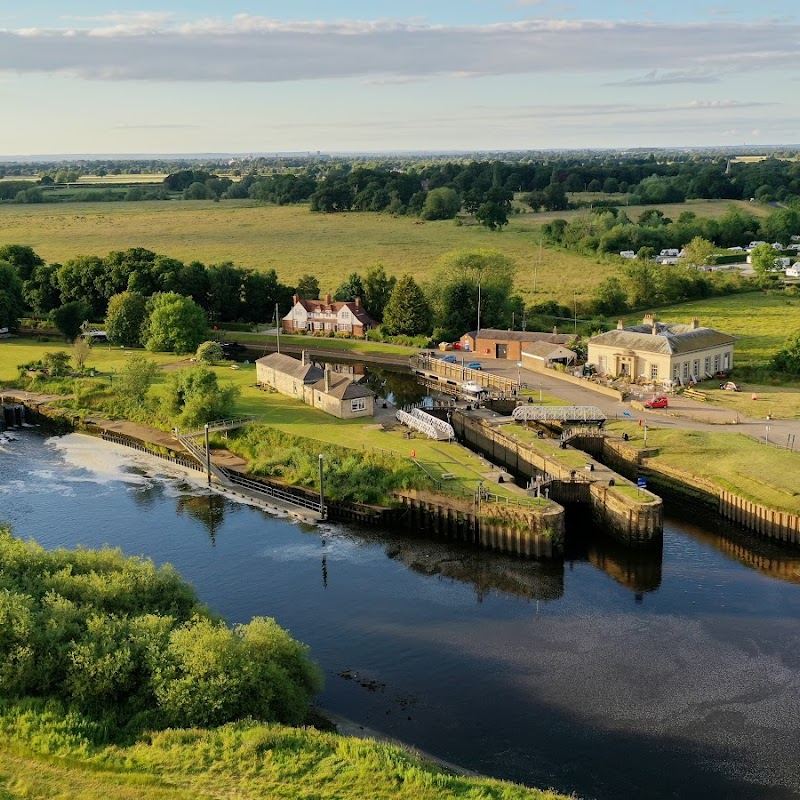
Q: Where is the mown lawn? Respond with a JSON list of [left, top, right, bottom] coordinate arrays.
[[608, 421, 800, 513], [0, 200, 606, 303]]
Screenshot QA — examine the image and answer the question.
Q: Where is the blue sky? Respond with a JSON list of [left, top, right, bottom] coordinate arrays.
[[1, 2, 798, 155]]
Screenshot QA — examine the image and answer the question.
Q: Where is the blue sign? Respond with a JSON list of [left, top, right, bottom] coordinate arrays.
[[623, 411, 632, 418], [637, 477, 647, 488]]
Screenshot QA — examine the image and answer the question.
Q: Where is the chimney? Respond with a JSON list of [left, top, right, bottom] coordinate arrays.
[[691, 317, 700, 329], [324, 366, 331, 393], [642, 313, 654, 327], [354, 297, 361, 309], [552, 326, 558, 335], [652, 323, 658, 335], [292, 294, 299, 304], [617, 319, 624, 330], [301, 350, 306, 366], [325, 293, 332, 305]]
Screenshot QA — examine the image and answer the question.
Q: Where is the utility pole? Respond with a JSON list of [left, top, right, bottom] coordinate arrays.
[[477, 280, 482, 334], [275, 302, 280, 354], [318, 454, 325, 518]]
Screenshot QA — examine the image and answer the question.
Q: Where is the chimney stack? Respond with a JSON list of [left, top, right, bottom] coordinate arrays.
[[355, 297, 361, 309], [301, 350, 306, 366], [325, 293, 332, 305], [643, 313, 654, 326], [652, 323, 658, 335], [324, 366, 331, 393], [292, 294, 299, 304], [617, 319, 624, 330], [691, 317, 700, 329]]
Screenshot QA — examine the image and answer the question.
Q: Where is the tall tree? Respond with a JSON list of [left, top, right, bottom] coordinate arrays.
[[363, 264, 396, 322], [296, 274, 320, 300], [106, 291, 147, 347], [333, 272, 365, 302], [382, 275, 432, 336], [0, 262, 24, 330], [142, 293, 207, 354], [53, 300, 91, 341], [420, 188, 460, 220], [0, 244, 44, 282]]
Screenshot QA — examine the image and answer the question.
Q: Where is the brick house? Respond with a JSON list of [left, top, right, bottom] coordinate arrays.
[[282, 294, 376, 338]]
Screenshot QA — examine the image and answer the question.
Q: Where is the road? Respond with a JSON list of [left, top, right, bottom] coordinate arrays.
[[471, 358, 800, 447]]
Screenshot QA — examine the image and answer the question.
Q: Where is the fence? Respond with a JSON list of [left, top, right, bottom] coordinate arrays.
[[221, 469, 324, 514]]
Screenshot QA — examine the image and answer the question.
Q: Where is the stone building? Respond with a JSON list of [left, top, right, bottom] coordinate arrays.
[[255, 352, 375, 419], [587, 314, 736, 385]]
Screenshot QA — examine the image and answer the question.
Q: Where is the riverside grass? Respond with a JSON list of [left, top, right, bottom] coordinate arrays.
[[609, 422, 800, 514], [0, 712, 569, 800]]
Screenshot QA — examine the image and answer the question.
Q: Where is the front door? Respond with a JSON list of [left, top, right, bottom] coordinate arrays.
[[496, 344, 507, 359]]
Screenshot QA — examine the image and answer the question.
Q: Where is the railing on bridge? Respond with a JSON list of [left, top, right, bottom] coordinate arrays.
[[221, 469, 324, 515], [179, 416, 255, 439], [396, 408, 455, 441], [511, 405, 607, 425]]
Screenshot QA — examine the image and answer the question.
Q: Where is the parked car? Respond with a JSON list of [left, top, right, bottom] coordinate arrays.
[[720, 381, 741, 392], [438, 341, 455, 351], [452, 342, 462, 350], [440, 354, 458, 363], [644, 396, 669, 409], [466, 361, 482, 370]]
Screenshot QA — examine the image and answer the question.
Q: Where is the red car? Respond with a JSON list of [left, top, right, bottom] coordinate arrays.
[[644, 396, 669, 409]]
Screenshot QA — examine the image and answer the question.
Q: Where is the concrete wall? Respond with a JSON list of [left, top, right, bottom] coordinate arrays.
[[256, 362, 306, 399]]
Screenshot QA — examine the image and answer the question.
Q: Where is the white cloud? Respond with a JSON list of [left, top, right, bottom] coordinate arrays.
[[0, 17, 797, 83]]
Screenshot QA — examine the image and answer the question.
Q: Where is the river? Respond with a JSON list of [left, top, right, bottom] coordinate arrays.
[[1, 430, 800, 799]]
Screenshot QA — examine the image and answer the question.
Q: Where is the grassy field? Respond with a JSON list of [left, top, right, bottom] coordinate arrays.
[[627, 291, 800, 367], [0, 200, 609, 303], [238, 332, 422, 355], [608, 421, 800, 513], [0, 718, 567, 800]]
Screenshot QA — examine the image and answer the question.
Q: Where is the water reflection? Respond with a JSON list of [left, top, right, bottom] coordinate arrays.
[[176, 492, 227, 545], [673, 515, 800, 585], [385, 537, 564, 602]]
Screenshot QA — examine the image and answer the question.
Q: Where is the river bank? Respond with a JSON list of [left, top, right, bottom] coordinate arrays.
[[3, 428, 800, 799]]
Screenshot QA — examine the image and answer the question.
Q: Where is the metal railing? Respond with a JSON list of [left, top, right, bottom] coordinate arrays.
[[221, 469, 324, 514], [179, 416, 255, 439]]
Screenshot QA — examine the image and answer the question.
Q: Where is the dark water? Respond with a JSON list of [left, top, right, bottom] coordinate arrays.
[[2, 431, 800, 800]]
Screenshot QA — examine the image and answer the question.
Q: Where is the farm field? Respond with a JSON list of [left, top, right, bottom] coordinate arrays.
[[630, 291, 799, 367], [0, 200, 613, 303]]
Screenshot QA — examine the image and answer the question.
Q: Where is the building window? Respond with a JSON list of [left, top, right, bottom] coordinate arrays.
[[683, 362, 689, 380], [673, 364, 680, 380], [704, 356, 711, 376], [714, 354, 720, 372], [723, 352, 730, 369], [693, 359, 700, 378], [651, 364, 658, 380], [351, 398, 367, 412], [599, 356, 607, 372]]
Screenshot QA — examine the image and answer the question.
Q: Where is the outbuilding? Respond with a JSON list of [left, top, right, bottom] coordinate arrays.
[[459, 329, 573, 360], [521, 341, 577, 370]]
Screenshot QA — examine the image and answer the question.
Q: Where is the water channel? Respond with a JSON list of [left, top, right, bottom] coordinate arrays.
[[2, 430, 800, 799]]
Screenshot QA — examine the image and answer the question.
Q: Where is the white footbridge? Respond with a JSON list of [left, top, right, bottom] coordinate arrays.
[[396, 408, 455, 441], [511, 405, 607, 426]]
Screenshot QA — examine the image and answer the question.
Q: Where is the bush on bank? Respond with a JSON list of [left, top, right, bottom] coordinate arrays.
[[0, 526, 322, 732]]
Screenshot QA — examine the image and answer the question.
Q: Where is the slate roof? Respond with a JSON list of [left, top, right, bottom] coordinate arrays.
[[464, 329, 573, 344], [589, 323, 735, 356], [255, 352, 323, 383], [522, 342, 577, 360], [311, 373, 375, 401]]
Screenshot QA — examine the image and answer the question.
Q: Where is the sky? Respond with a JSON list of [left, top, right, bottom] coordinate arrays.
[[1, 1, 799, 155]]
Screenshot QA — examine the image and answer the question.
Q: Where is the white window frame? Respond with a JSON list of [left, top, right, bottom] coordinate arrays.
[[651, 364, 658, 380], [351, 398, 367, 412]]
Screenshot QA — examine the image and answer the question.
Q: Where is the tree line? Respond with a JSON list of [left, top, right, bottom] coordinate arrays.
[[541, 205, 800, 257]]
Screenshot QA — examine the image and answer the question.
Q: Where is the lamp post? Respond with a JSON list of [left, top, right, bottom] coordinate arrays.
[[476, 279, 482, 334], [765, 425, 771, 446], [204, 423, 211, 484], [516, 360, 522, 391]]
